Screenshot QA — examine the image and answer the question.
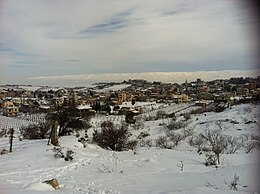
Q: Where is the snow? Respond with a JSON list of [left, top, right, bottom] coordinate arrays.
[[77, 105, 92, 110], [17, 86, 43, 92], [95, 84, 131, 92], [0, 103, 259, 193]]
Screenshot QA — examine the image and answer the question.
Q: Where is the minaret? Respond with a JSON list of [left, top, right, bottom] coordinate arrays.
[[185, 79, 188, 94]]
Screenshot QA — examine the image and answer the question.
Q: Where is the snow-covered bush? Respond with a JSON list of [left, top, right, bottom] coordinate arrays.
[[166, 131, 184, 146], [52, 147, 75, 161], [20, 122, 51, 139], [243, 141, 256, 153], [204, 152, 218, 166], [182, 127, 194, 138], [167, 120, 188, 131], [224, 137, 242, 154], [155, 136, 171, 149], [225, 174, 240, 191], [202, 130, 227, 164], [133, 117, 144, 130], [0, 128, 7, 138], [65, 149, 75, 161], [182, 112, 191, 120], [0, 148, 8, 155], [188, 134, 206, 153], [156, 110, 167, 120], [139, 139, 153, 147], [137, 131, 150, 139], [125, 139, 138, 151], [92, 121, 132, 151]]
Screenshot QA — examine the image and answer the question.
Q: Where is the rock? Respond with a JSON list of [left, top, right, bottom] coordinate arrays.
[[245, 121, 256, 124], [43, 178, 60, 190]]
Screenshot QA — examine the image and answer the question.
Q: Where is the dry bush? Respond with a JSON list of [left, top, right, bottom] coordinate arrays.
[[183, 113, 191, 120], [182, 127, 194, 138], [65, 149, 75, 161], [0, 148, 8, 155], [166, 131, 184, 146], [0, 129, 7, 138], [204, 152, 218, 166], [137, 131, 150, 139], [240, 134, 250, 143], [125, 139, 138, 151], [224, 137, 242, 154], [133, 117, 144, 130], [190, 106, 214, 114], [167, 120, 188, 131], [201, 130, 227, 164], [52, 147, 75, 161], [188, 134, 206, 153], [92, 121, 131, 151], [156, 110, 167, 120], [225, 174, 240, 191], [139, 139, 153, 147], [20, 122, 51, 139], [250, 134, 260, 141], [243, 141, 256, 153], [155, 136, 171, 149]]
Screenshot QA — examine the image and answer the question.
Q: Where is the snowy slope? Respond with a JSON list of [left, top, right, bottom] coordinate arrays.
[[0, 103, 259, 194]]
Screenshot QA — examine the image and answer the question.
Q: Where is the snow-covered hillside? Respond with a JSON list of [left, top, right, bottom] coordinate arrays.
[[0, 103, 259, 194]]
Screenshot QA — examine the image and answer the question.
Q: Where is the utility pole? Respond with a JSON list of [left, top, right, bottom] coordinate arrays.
[[9, 128, 14, 153]]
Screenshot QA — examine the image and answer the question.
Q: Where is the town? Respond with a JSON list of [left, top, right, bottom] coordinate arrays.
[[1, 76, 259, 118]]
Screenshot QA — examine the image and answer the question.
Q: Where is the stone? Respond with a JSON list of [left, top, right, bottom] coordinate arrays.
[[43, 178, 60, 190]]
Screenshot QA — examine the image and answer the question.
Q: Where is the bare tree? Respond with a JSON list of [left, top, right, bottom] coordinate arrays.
[[202, 130, 227, 164], [92, 121, 131, 151], [46, 104, 91, 136]]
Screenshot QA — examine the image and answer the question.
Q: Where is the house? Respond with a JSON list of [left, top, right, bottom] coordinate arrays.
[[172, 94, 189, 104], [118, 92, 127, 102], [195, 100, 210, 107], [76, 104, 95, 117], [2, 100, 19, 117]]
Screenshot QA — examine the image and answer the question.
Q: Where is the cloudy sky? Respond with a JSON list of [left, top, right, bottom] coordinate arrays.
[[0, 0, 259, 86]]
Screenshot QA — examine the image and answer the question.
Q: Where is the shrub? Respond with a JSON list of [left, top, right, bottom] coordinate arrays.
[[188, 134, 206, 153], [243, 141, 255, 153], [166, 131, 184, 146], [139, 139, 153, 147], [225, 174, 240, 191], [137, 131, 150, 139], [156, 110, 167, 120], [125, 113, 136, 125], [20, 122, 51, 139], [202, 130, 227, 164], [0, 148, 8, 155], [0, 129, 7, 138], [183, 113, 191, 120], [65, 149, 75, 161], [224, 137, 242, 154], [125, 139, 138, 151], [133, 117, 144, 130], [167, 120, 188, 131], [52, 147, 75, 161], [204, 152, 218, 166], [92, 121, 131, 151], [182, 127, 194, 138], [155, 136, 171, 149]]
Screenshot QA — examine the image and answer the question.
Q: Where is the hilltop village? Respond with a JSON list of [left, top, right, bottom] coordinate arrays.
[[0, 76, 259, 117]]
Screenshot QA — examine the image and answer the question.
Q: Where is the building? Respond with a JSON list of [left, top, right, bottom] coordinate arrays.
[[2, 101, 19, 117], [172, 94, 189, 104], [118, 92, 127, 102]]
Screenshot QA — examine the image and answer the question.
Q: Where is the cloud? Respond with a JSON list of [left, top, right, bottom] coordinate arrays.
[[79, 9, 133, 35], [27, 70, 259, 87], [0, 0, 258, 85]]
